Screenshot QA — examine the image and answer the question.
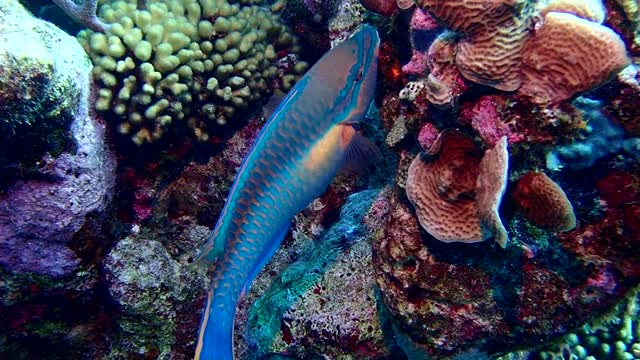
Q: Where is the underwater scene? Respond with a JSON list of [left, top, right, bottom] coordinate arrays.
[[1, 0, 640, 359]]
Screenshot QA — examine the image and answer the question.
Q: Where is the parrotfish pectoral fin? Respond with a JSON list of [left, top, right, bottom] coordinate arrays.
[[240, 223, 290, 298], [339, 125, 382, 174]]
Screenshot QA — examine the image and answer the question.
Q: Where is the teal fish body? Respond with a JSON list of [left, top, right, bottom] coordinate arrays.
[[193, 25, 380, 360]]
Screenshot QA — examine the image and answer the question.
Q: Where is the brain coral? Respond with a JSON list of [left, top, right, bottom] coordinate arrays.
[[415, 0, 525, 35], [476, 136, 509, 248], [512, 171, 576, 232], [406, 130, 509, 245], [537, 0, 605, 23], [406, 130, 483, 243], [416, 0, 531, 91], [415, 0, 630, 103], [77, 0, 307, 145], [518, 11, 630, 104]]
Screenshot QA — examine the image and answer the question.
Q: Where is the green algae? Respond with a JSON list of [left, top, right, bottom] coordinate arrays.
[[245, 189, 381, 356]]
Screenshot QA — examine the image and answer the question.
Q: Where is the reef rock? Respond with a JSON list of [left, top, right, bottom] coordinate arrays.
[[373, 172, 640, 357], [0, 0, 115, 277], [104, 237, 207, 357], [241, 189, 394, 359]]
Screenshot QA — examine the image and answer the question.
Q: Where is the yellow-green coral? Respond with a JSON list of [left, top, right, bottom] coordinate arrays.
[[77, 0, 307, 145]]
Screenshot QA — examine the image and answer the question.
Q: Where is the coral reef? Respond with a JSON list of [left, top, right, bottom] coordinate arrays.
[[532, 288, 640, 360], [374, 173, 640, 357], [412, 0, 630, 105], [1, 0, 639, 357], [0, 0, 116, 277], [77, 0, 307, 145], [405, 130, 508, 246], [104, 237, 207, 357], [512, 172, 577, 232], [0, 0, 84, 169]]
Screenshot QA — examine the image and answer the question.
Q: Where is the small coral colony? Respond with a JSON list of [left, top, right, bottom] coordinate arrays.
[[1, 0, 640, 358]]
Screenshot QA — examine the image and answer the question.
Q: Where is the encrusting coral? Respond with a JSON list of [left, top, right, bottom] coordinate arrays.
[[405, 130, 509, 246], [413, 0, 631, 104], [77, 0, 307, 145], [512, 171, 577, 232]]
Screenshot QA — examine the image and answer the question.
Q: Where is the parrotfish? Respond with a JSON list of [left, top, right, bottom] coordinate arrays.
[[192, 25, 380, 360]]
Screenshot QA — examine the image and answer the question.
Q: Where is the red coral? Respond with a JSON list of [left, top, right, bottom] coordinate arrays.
[[379, 41, 404, 90], [410, 8, 439, 31], [459, 95, 525, 146], [402, 50, 429, 77], [359, 0, 398, 16], [512, 172, 576, 232], [417, 122, 440, 151]]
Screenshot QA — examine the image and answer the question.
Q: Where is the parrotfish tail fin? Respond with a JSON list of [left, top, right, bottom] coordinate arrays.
[[340, 126, 382, 174], [189, 228, 226, 270], [194, 287, 236, 360]]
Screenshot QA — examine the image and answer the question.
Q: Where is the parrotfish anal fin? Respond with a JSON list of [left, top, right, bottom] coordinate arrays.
[[189, 227, 226, 269], [240, 223, 290, 298], [340, 127, 382, 174]]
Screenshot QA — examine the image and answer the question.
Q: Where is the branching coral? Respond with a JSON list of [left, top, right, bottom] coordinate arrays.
[[77, 0, 307, 145]]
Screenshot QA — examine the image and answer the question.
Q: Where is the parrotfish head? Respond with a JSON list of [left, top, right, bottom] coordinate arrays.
[[304, 25, 380, 126]]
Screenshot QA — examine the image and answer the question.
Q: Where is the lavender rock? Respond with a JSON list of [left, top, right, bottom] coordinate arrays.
[[0, 0, 115, 277]]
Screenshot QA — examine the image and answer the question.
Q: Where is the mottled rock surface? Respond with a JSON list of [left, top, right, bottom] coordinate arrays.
[[0, 0, 115, 277]]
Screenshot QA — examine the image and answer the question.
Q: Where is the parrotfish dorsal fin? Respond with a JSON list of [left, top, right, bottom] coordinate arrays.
[[339, 124, 382, 174]]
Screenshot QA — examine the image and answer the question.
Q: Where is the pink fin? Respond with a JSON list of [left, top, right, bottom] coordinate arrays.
[[341, 130, 382, 174]]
